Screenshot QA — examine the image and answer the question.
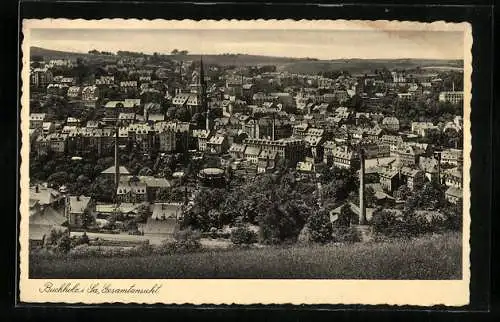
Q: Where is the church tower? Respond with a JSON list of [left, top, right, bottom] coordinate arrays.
[[199, 57, 209, 131]]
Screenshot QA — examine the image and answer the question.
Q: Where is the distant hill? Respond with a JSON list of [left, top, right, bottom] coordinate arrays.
[[279, 59, 463, 75], [31, 46, 100, 60], [30, 46, 462, 74], [30, 46, 303, 66]]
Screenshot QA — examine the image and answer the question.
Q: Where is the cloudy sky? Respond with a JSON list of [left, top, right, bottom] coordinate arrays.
[[30, 28, 464, 60]]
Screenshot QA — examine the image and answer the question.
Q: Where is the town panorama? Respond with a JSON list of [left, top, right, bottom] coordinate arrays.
[[28, 46, 464, 279]]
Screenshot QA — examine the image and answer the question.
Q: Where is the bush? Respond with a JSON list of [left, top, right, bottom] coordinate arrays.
[[56, 235, 72, 253], [306, 210, 333, 243], [332, 227, 360, 243], [70, 233, 90, 248], [230, 226, 258, 245], [372, 210, 403, 237], [69, 245, 136, 258], [172, 228, 202, 252], [130, 242, 153, 256], [46, 228, 69, 246]]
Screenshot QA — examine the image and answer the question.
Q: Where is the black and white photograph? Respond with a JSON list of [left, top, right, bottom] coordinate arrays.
[[19, 19, 471, 305]]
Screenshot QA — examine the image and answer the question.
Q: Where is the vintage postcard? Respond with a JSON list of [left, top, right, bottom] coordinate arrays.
[[19, 19, 472, 305]]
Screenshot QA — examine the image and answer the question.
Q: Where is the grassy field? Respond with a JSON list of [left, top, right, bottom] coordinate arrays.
[[29, 232, 462, 279]]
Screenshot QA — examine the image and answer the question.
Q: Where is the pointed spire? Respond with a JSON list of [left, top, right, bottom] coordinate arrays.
[[200, 56, 209, 131]]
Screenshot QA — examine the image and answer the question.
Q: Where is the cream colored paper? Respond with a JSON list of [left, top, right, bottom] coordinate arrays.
[[19, 19, 472, 305]]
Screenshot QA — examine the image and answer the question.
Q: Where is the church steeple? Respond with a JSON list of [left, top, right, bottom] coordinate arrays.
[[199, 56, 209, 131]]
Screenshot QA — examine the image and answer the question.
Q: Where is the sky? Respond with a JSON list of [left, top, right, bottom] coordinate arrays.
[[30, 28, 464, 60]]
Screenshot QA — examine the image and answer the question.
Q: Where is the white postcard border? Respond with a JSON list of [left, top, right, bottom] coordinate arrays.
[[19, 18, 472, 306]]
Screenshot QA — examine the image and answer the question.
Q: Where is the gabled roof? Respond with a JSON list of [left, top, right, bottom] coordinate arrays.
[[229, 143, 246, 153], [151, 203, 183, 220], [137, 176, 172, 188], [244, 146, 261, 156], [138, 217, 179, 235], [419, 157, 438, 173], [68, 196, 92, 214], [30, 185, 62, 205], [259, 149, 278, 159], [445, 186, 462, 198], [101, 166, 131, 175], [29, 206, 66, 226], [192, 129, 211, 139]]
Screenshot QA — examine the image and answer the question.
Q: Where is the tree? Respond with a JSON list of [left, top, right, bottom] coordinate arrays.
[[57, 235, 71, 253], [338, 204, 356, 226], [81, 208, 95, 229], [47, 171, 69, 188], [230, 226, 258, 245], [405, 181, 445, 212], [371, 209, 401, 237], [138, 167, 153, 176], [171, 49, 179, 55], [175, 107, 191, 122], [182, 188, 227, 230], [306, 210, 333, 243], [191, 113, 204, 128], [394, 184, 411, 201]]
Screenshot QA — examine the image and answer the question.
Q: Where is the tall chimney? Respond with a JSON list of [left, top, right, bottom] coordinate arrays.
[[272, 113, 276, 141], [206, 108, 210, 132], [114, 128, 120, 189], [436, 152, 442, 184], [359, 148, 367, 225]]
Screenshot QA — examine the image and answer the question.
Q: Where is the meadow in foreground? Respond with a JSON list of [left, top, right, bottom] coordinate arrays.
[[29, 232, 462, 279]]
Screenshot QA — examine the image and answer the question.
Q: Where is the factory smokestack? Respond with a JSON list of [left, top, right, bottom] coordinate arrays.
[[272, 113, 276, 141], [359, 148, 366, 225], [114, 127, 120, 189]]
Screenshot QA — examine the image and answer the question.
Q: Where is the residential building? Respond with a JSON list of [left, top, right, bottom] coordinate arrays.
[[380, 134, 404, 154], [400, 167, 427, 191], [120, 81, 138, 92], [206, 134, 229, 154], [332, 145, 360, 170], [379, 168, 400, 192], [322, 140, 337, 165], [444, 168, 462, 188], [396, 144, 425, 167], [441, 148, 462, 166], [445, 186, 462, 204], [243, 138, 306, 167], [229, 143, 247, 159], [67, 86, 82, 99], [117, 178, 148, 204], [391, 71, 406, 83], [30, 113, 47, 129], [66, 195, 95, 228], [418, 156, 439, 182], [30, 68, 53, 88], [192, 129, 211, 152], [257, 150, 279, 173], [95, 76, 115, 86], [439, 91, 464, 104]]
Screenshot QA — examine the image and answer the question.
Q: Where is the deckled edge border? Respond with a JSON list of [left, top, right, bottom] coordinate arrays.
[[18, 18, 473, 306]]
